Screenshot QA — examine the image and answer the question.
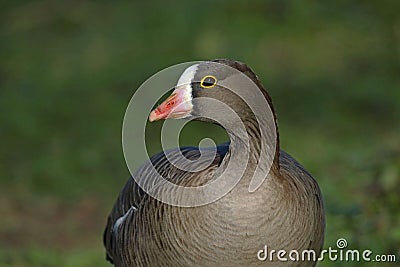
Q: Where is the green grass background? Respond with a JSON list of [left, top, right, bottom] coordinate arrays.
[[0, 1, 399, 266]]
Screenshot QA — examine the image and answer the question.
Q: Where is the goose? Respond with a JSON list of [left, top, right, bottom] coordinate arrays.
[[103, 59, 325, 266]]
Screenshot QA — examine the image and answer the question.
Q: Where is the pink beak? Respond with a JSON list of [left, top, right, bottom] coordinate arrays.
[[149, 88, 193, 122]]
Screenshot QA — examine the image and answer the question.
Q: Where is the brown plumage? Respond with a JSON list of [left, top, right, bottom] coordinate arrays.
[[103, 59, 325, 266]]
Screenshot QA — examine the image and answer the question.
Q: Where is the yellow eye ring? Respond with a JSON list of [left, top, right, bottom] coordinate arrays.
[[200, 75, 217, 89]]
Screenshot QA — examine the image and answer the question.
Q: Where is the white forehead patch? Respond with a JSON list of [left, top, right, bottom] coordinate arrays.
[[177, 64, 199, 87]]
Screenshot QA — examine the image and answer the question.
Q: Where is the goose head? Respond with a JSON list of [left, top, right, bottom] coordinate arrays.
[[149, 59, 276, 127]]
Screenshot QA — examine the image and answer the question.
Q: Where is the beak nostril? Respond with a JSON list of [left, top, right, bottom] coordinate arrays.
[[149, 88, 192, 121]]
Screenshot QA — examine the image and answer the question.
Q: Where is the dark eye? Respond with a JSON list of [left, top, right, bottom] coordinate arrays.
[[200, 75, 217, 88]]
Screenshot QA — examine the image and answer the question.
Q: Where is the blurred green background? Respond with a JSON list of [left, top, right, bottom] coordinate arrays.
[[1, 1, 399, 266]]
